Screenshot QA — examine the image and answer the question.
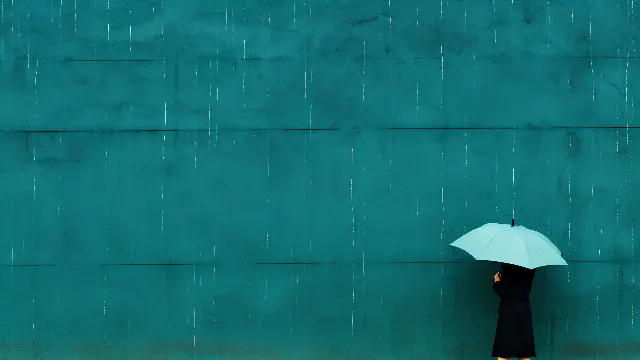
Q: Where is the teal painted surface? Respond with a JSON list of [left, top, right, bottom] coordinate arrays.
[[0, 0, 639, 359]]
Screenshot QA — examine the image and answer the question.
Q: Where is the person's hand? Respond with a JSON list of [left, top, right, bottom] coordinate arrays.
[[494, 272, 501, 282]]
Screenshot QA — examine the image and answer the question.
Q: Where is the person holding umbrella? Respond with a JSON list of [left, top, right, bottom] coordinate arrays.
[[491, 262, 536, 360], [450, 220, 568, 360]]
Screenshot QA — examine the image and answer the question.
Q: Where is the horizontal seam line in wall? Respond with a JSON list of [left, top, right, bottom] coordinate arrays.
[[1, 56, 639, 63], [0, 260, 631, 267], [1, 126, 639, 133]]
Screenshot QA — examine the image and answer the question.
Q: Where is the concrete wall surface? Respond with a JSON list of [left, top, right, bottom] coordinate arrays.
[[0, 0, 639, 359]]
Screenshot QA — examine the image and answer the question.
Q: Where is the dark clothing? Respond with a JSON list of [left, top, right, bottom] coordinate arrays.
[[492, 263, 536, 358]]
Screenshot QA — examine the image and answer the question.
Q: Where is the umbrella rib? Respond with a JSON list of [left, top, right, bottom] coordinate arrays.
[[523, 229, 555, 267], [519, 232, 535, 268], [478, 226, 511, 254], [529, 230, 562, 254]]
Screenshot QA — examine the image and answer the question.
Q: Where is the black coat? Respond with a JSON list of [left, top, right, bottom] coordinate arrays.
[[492, 263, 536, 358]]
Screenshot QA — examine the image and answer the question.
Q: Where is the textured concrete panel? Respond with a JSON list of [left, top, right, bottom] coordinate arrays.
[[0, 263, 636, 359], [1, 57, 638, 130], [1, 129, 636, 265], [2, 0, 639, 130]]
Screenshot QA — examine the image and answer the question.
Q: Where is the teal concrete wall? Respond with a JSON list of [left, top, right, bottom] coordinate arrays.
[[0, 0, 639, 359]]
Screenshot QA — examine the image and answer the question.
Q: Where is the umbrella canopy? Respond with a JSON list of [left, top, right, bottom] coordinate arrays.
[[450, 222, 568, 269]]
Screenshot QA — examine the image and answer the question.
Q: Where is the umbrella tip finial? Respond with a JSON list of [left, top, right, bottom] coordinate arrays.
[[511, 218, 514, 227]]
